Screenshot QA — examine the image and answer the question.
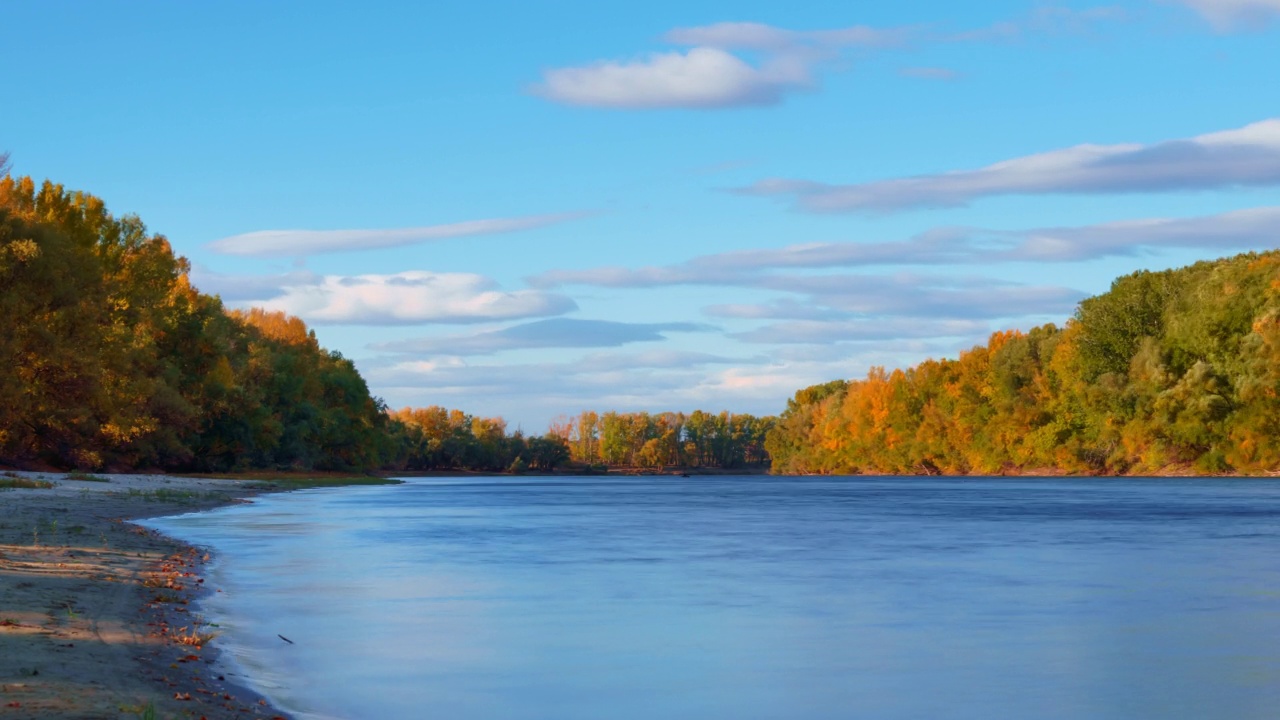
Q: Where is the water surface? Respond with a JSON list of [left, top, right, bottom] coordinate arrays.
[[142, 476, 1280, 719]]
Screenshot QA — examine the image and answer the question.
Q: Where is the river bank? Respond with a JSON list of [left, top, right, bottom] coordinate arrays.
[[0, 471, 370, 719]]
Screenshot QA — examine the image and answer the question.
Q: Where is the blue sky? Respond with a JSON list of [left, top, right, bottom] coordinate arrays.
[[5, 0, 1280, 430]]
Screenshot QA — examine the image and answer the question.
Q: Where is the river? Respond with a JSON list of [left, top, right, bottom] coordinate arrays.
[[141, 475, 1280, 719]]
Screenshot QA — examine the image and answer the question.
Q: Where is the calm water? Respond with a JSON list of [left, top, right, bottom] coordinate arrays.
[[141, 476, 1280, 720]]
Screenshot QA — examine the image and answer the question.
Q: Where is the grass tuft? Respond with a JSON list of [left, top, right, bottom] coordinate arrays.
[[0, 477, 54, 490]]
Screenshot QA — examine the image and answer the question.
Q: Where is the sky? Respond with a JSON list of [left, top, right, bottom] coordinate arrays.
[[5, 0, 1280, 431]]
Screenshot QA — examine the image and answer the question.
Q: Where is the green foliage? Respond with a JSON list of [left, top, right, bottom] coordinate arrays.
[[386, 406, 774, 473], [386, 406, 574, 472], [0, 175, 396, 472], [766, 251, 1280, 475], [550, 409, 775, 469], [0, 476, 55, 489]]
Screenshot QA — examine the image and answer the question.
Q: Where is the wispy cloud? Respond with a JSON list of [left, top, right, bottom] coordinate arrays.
[[532, 21, 911, 110], [255, 271, 576, 325], [363, 342, 976, 427], [751, 274, 1085, 320], [736, 118, 1280, 212], [948, 5, 1128, 42], [536, 262, 1082, 323], [208, 212, 585, 257], [663, 21, 912, 50], [188, 265, 322, 301], [578, 349, 758, 372], [364, 355, 825, 422], [731, 318, 991, 344], [1175, 0, 1280, 30], [529, 207, 1280, 288], [374, 318, 717, 355], [531, 10, 1135, 111], [1006, 206, 1280, 260]]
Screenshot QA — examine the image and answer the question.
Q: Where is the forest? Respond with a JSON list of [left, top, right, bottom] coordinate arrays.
[[387, 407, 773, 473], [765, 250, 1280, 475], [0, 171, 770, 473], [7, 168, 1280, 476], [0, 174, 395, 471], [548, 410, 774, 469]]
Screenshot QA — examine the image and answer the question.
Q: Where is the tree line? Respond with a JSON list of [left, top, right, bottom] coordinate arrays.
[[386, 406, 570, 473], [548, 410, 775, 469], [765, 251, 1280, 475], [381, 407, 776, 473], [0, 171, 775, 474], [11, 170, 1277, 477], [0, 175, 394, 471]]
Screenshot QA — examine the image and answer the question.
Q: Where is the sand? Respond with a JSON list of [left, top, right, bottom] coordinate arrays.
[[0, 472, 291, 719]]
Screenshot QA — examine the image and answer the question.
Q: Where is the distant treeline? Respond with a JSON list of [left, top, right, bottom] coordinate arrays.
[[548, 410, 775, 469], [766, 251, 1280, 475], [10, 171, 1278, 477], [384, 407, 776, 472], [387, 407, 570, 473]]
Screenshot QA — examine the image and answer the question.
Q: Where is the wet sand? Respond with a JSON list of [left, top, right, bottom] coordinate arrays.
[[0, 472, 291, 719]]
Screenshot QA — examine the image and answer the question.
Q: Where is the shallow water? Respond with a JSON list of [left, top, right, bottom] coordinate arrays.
[[141, 476, 1280, 719]]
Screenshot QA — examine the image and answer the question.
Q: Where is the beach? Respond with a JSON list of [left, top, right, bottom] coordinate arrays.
[[0, 472, 290, 719]]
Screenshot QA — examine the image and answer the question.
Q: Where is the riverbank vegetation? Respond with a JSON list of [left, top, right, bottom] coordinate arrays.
[[384, 407, 773, 473], [765, 251, 1280, 475], [7, 170, 1279, 477], [0, 175, 393, 472], [0, 173, 768, 474], [548, 410, 774, 470]]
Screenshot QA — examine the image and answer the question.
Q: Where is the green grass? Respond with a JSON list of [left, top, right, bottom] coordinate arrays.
[[0, 477, 54, 490], [67, 470, 110, 482], [121, 487, 230, 503]]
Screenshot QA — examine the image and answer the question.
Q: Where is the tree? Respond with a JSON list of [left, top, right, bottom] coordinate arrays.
[[763, 250, 1280, 476]]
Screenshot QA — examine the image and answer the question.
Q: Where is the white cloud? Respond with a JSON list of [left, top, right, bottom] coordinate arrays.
[[533, 21, 911, 110], [208, 212, 584, 257], [1176, 0, 1280, 29], [255, 271, 576, 325], [532, 12, 1134, 111], [738, 118, 1280, 212], [534, 47, 807, 109]]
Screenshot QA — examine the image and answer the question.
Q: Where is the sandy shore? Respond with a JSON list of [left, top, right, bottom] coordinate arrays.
[[0, 472, 292, 719]]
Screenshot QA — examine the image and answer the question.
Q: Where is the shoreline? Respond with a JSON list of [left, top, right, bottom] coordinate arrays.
[[0, 471, 318, 719]]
